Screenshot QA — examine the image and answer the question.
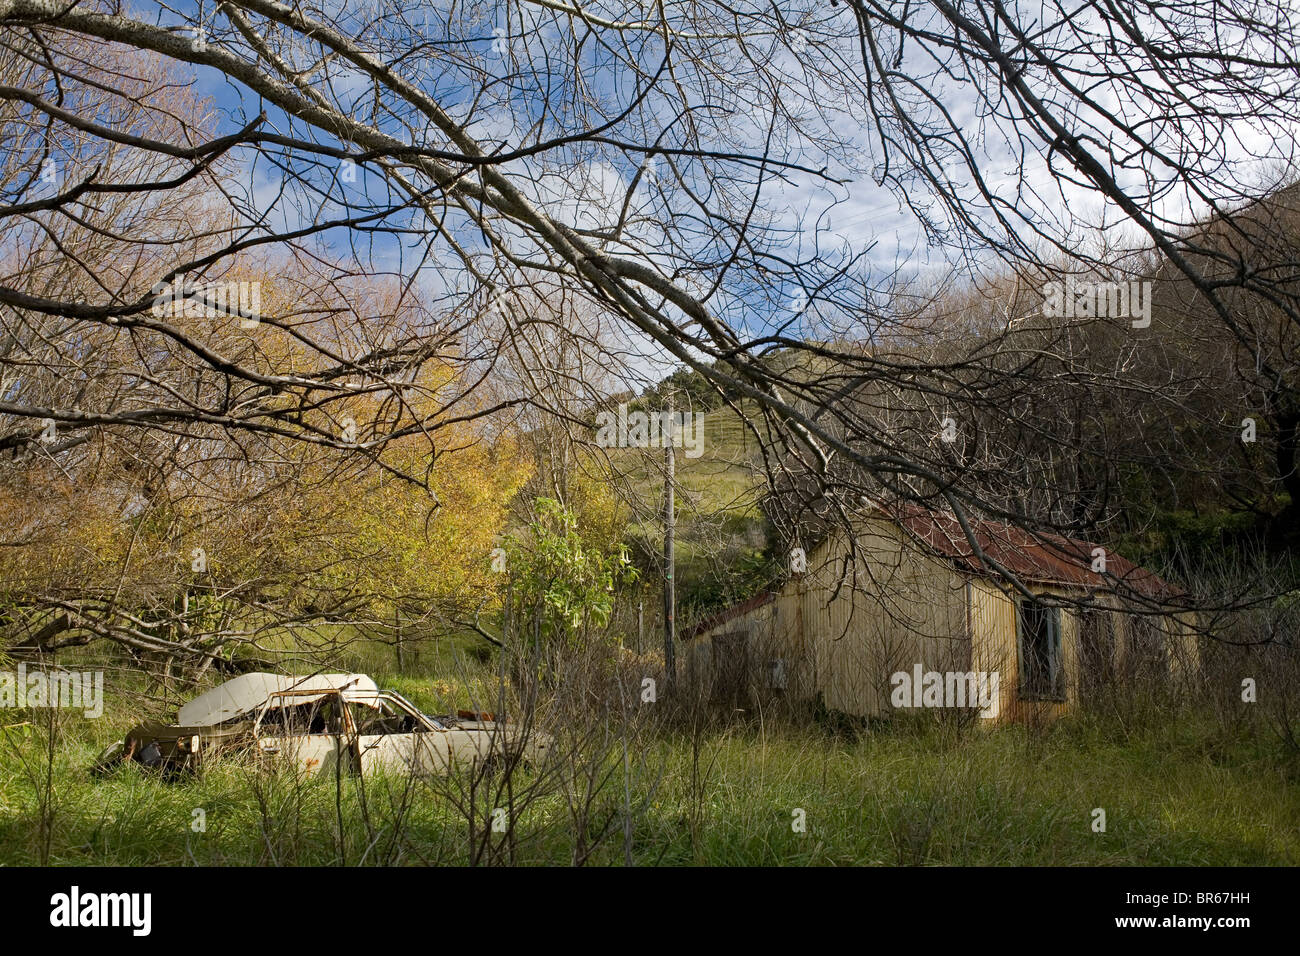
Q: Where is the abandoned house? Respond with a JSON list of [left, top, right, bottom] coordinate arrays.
[[683, 501, 1198, 722]]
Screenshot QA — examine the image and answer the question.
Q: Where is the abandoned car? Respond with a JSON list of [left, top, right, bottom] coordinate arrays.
[[92, 672, 548, 778]]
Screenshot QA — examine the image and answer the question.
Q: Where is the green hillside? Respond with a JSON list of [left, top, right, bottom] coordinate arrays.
[[608, 398, 777, 619]]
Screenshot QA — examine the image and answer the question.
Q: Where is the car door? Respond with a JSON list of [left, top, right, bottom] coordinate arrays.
[[347, 693, 490, 776], [346, 693, 425, 775], [254, 690, 348, 776]]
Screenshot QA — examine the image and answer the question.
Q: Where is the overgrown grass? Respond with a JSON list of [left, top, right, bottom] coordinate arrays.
[[1, 689, 1294, 865]]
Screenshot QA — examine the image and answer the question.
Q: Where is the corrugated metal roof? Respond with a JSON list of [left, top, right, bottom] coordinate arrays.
[[685, 590, 775, 640], [889, 503, 1177, 600], [684, 505, 1179, 640]]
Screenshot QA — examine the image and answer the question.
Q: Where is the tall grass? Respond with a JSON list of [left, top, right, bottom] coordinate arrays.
[[1, 699, 1294, 866], [3, 603, 1295, 867]]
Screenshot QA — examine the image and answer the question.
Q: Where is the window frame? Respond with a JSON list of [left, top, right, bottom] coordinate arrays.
[[1017, 597, 1065, 701]]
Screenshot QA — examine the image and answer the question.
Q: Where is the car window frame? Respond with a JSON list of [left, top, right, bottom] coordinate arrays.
[[253, 688, 349, 739], [344, 691, 439, 736]]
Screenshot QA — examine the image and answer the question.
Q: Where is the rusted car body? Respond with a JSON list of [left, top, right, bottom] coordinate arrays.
[[94, 672, 548, 778]]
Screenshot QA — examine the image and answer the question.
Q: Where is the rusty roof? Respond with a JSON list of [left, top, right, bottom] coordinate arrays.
[[685, 590, 776, 641], [889, 502, 1177, 600], [685, 505, 1180, 640]]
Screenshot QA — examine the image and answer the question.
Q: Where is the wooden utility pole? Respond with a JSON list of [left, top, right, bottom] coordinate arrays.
[[663, 415, 677, 691]]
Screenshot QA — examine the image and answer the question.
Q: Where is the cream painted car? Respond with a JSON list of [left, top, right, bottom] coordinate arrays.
[[94, 672, 549, 779]]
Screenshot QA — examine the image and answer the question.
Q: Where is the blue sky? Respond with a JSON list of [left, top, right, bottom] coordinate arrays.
[[140, 0, 1298, 385]]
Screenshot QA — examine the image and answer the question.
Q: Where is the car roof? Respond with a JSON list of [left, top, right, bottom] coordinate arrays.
[[178, 673, 378, 726]]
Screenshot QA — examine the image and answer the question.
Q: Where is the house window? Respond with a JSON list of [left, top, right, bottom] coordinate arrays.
[[1018, 599, 1064, 700]]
